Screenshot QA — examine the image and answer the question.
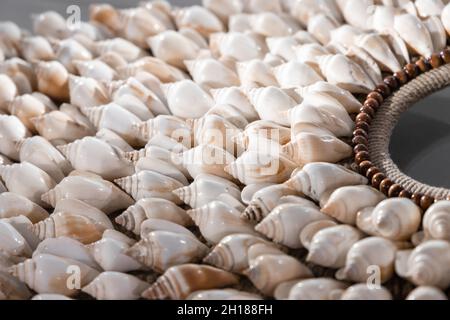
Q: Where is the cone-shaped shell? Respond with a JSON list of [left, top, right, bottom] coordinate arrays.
[[187, 200, 258, 244], [288, 278, 348, 300], [321, 185, 386, 225], [338, 284, 392, 300], [0, 220, 32, 257], [210, 32, 263, 61], [0, 115, 31, 161], [0, 192, 49, 223], [273, 60, 323, 88], [423, 201, 450, 241], [406, 286, 448, 300], [236, 59, 277, 88], [394, 14, 434, 57], [187, 288, 262, 300], [34, 61, 69, 101], [126, 231, 209, 273], [7, 94, 49, 132], [68, 75, 109, 109], [141, 264, 238, 300], [135, 157, 189, 186], [0, 270, 32, 300], [173, 5, 224, 37], [186, 58, 240, 91], [74, 59, 117, 82], [115, 198, 191, 235], [355, 33, 401, 72], [114, 170, 183, 203], [255, 203, 331, 249]]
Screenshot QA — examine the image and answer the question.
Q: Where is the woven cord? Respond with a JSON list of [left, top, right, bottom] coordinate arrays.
[[369, 63, 450, 200]]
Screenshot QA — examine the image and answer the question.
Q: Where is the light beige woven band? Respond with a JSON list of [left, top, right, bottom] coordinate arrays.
[[368, 63, 450, 200]]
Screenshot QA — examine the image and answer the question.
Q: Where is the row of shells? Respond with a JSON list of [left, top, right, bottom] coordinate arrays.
[[1, 0, 450, 300]]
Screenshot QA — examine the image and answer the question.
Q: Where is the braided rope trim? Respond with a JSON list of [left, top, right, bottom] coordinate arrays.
[[353, 50, 450, 210]]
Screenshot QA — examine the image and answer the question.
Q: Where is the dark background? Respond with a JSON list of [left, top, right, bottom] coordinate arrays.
[[1, 0, 450, 188]]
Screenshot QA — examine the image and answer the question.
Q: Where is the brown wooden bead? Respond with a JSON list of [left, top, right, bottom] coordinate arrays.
[[388, 184, 403, 197], [366, 167, 380, 180], [371, 172, 385, 189], [355, 151, 369, 164], [411, 193, 423, 206], [394, 70, 408, 85], [354, 144, 368, 154], [428, 53, 443, 69], [356, 113, 371, 124], [375, 84, 391, 98], [416, 57, 431, 73], [379, 178, 393, 195], [353, 128, 368, 139], [399, 190, 412, 198], [355, 121, 369, 132], [384, 76, 399, 91], [420, 195, 434, 210], [367, 91, 383, 105], [352, 135, 368, 146], [441, 49, 450, 64], [363, 98, 379, 111], [404, 63, 419, 79], [358, 160, 372, 175], [361, 105, 376, 118]]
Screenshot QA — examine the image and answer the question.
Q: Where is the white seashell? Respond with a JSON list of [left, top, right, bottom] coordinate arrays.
[[135, 157, 188, 186], [282, 130, 352, 166], [53, 39, 93, 74], [7, 94, 51, 132], [255, 203, 331, 249], [4, 216, 41, 252], [205, 103, 249, 129], [228, 14, 252, 32], [173, 6, 224, 37], [83, 272, 149, 300], [288, 278, 348, 300], [187, 200, 258, 244], [0, 269, 32, 300], [380, 31, 412, 67], [10, 254, 99, 296], [210, 87, 259, 122], [114, 170, 184, 203], [247, 243, 286, 264], [126, 230, 209, 272], [242, 184, 298, 221], [423, 201, 450, 241], [0, 192, 49, 223], [318, 54, 375, 93], [294, 44, 330, 77], [33, 237, 100, 270], [0, 115, 30, 160], [34, 61, 69, 101], [266, 36, 298, 61], [244, 254, 312, 296], [74, 59, 117, 82], [249, 12, 294, 37], [297, 81, 362, 114], [245, 86, 297, 126], [307, 13, 339, 45], [117, 57, 188, 83], [132, 71, 166, 103], [139, 219, 196, 239], [162, 80, 214, 119], [0, 74, 18, 111], [339, 0, 373, 30], [356, 198, 421, 241], [178, 27, 209, 49], [31, 212, 108, 244], [203, 0, 243, 23], [58, 137, 135, 181], [424, 16, 447, 53], [98, 51, 128, 71], [290, 0, 343, 26], [306, 225, 364, 268], [203, 233, 270, 273], [406, 286, 448, 300], [41, 173, 134, 214], [115, 198, 191, 234], [135, 115, 191, 145], [336, 237, 397, 283], [0, 58, 36, 95], [367, 5, 396, 33], [17, 136, 72, 183], [329, 24, 363, 49], [145, 134, 189, 154], [321, 185, 386, 225], [88, 4, 122, 33], [171, 144, 235, 180], [147, 30, 200, 70], [299, 219, 338, 249], [394, 14, 434, 57], [20, 36, 55, 62], [0, 220, 32, 257], [95, 128, 134, 153], [0, 162, 56, 208], [415, 0, 445, 18], [355, 33, 401, 72], [88, 236, 143, 272], [32, 11, 68, 39], [173, 173, 241, 209], [69, 76, 109, 109], [187, 58, 240, 91], [395, 240, 450, 289], [94, 38, 147, 62], [31, 110, 95, 144], [337, 284, 393, 300], [285, 162, 368, 202], [142, 264, 238, 300], [443, 3, 450, 36], [32, 294, 72, 300], [0, 21, 21, 46], [273, 61, 323, 88], [225, 150, 297, 185], [187, 289, 262, 300], [235, 59, 277, 88], [209, 32, 263, 61]]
